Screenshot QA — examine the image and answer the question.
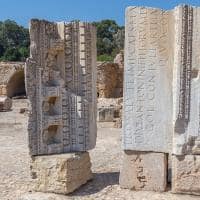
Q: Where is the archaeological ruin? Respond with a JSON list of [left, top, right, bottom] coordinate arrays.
[[0, 62, 25, 97], [1, 4, 200, 199], [25, 19, 97, 194], [0, 62, 25, 111], [120, 5, 200, 195], [97, 52, 124, 128]]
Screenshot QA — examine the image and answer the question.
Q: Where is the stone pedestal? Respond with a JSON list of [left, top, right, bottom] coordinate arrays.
[[172, 155, 200, 195], [30, 152, 92, 194], [119, 151, 167, 192]]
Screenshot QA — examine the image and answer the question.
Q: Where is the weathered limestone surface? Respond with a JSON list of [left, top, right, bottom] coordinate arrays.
[[171, 5, 200, 195], [124, 5, 200, 155], [26, 20, 97, 155], [97, 62, 123, 98], [0, 62, 25, 98], [0, 96, 12, 111], [172, 155, 200, 195], [123, 6, 174, 153], [0, 62, 24, 86], [173, 6, 200, 156], [120, 151, 167, 192], [123, 5, 200, 194], [30, 152, 92, 194]]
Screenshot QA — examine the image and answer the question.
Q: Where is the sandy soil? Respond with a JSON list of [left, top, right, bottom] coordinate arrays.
[[0, 99, 199, 200]]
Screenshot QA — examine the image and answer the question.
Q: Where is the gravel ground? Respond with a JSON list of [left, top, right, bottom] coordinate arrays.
[[0, 99, 199, 200]]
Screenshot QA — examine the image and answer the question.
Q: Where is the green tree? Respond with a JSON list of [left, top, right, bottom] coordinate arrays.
[[2, 47, 21, 61], [0, 20, 29, 61], [93, 20, 124, 61]]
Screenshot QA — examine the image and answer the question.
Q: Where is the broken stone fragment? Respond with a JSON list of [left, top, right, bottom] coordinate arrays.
[[30, 152, 92, 194], [172, 155, 200, 195]]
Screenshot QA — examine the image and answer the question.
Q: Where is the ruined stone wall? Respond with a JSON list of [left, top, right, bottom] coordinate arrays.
[[26, 19, 97, 155], [0, 62, 24, 96], [96, 53, 124, 127], [97, 61, 123, 98]]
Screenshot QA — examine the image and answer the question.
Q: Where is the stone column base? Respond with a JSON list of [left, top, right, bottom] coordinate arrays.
[[172, 155, 200, 195], [30, 152, 92, 194], [119, 151, 167, 192]]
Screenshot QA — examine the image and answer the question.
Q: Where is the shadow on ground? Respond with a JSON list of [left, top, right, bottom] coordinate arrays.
[[71, 172, 119, 196]]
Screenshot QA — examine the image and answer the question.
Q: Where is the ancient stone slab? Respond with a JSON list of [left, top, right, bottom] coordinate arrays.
[[0, 96, 12, 111], [119, 151, 167, 192], [26, 20, 97, 155], [30, 152, 92, 194], [123, 6, 174, 153], [172, 155, 200, 195], [173, 6, 200, 156]]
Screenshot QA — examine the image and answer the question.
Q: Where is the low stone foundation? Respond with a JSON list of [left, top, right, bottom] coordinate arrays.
[[97, 98, 123, 128], [172, 155, 200, 195], [119, 151, 167, 192], [30, 152, 92, 194]]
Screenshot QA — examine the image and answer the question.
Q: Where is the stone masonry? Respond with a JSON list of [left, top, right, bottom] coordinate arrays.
[[97, 62, 123, 98], [97, 55, 123, 128], [0, 62, 24, 111], [30, 152, 92, 194], [0, 62, 25, 97], [121, 5, 200, 194], [172, 5, 200, 195], [25, 19, 97, 194], [26, 19, 97, 156], [120, 151, 167, 192]]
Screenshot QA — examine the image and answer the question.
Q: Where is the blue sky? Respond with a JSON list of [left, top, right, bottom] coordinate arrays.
[[0, 0, 200, 27]]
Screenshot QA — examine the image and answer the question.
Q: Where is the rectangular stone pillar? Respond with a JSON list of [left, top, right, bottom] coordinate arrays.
[[121, 5, 200, 194], [25, 19, 97, 194], [172, 5, 200, 195], [123, 7, 173, 153], [26, 19, 97, 156], [120, 6, 173, 192]]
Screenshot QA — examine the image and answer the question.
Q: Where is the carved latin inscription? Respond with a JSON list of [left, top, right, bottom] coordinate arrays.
[[123, 7, 173, 152]]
